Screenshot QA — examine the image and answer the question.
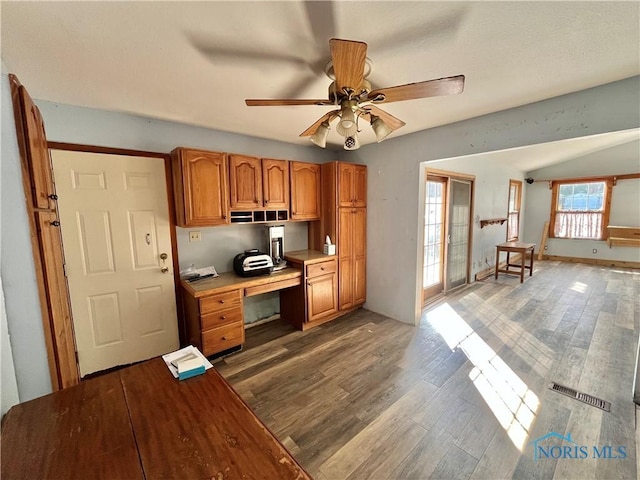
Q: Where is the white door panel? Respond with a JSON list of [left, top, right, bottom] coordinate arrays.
[[52, 150, 178, 377]]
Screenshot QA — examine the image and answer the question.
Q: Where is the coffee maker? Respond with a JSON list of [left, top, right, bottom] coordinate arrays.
[[267, 225, 285, 268]]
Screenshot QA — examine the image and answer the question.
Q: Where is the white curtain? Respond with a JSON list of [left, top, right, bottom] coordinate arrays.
[[554, 212, 602, 239]]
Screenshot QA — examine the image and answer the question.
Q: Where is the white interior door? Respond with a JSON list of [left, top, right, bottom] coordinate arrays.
[[51, 150, 178, 377]]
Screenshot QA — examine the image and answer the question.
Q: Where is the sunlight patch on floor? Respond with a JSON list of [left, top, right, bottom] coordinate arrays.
[[570, 281, 588, 293], [426, 303, 540, 451]]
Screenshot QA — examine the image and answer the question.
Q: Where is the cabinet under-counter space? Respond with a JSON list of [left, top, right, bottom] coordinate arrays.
[[181, 268, 302, 356], [280, 250, 339, 330]]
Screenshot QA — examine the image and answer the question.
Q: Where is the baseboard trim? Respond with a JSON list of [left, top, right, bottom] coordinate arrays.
[[542, 254, 640, 269]]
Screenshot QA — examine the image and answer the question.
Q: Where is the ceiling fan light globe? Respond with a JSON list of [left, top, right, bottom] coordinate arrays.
[[336, 120, 357, 137], [371, 116, 393, 143], [310, 121, 330, 148]]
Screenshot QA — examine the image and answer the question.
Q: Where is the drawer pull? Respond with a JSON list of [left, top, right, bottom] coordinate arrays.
[[222, 336, 227, 341], [320, 266, 325, 270], [220, 300, 225, 304], [221, 315, 226, 320]]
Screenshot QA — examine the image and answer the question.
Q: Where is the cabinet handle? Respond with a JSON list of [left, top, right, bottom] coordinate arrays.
[[222, 336, 227, 341], [320, 266, 325, 271], [265, 199, 269, 204], [307, 281, 311, 286], [220, 300, 225, 304], [292, 211, 296, 215], [48, 194, 58, 200], [51, 220, 61, 227], [221, 315, 226, 320]]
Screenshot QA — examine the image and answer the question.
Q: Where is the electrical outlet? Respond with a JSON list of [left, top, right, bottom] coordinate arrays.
[[189, 231, 201, 242], [592, 248, 597, 254]]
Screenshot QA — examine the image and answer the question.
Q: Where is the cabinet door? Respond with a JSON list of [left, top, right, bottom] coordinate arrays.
[[290, 161, 321, 221], [36, 211, 79, 387], [19, 85, 56, 209], [338, 163, 354, 207], [338, 208, 354, 310], [229, 154, 262, 209], [262, 158, 289, 209], [306, 273, 338, 323], [353, 208, 367, 305], [353, 165, 367, 207], [174, 149, 229, 226]]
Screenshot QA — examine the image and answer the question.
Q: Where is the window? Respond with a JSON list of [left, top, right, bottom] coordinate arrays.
[[507, 180, 522, 241], [550, 179, 612, 239]]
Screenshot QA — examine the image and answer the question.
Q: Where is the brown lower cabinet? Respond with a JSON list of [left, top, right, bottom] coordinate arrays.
[[280, 251, 338, 330], [182, 288, 245, 356]]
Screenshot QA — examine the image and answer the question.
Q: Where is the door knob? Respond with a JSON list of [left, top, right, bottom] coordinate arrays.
[[161, 266, 169, 273], [160, 253, 168, 261]]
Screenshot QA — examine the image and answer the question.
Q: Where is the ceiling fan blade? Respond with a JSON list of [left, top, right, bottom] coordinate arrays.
[[360, 105, 406, 131], [330, 39, 367, 95], [299, 110, 340, 137], [368, 75, 465, 103], [246, 99, 333, 106]]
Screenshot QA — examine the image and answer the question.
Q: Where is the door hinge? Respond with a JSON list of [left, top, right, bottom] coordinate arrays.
[[63, 263, 68, 277], [74, 350, 79, 364]]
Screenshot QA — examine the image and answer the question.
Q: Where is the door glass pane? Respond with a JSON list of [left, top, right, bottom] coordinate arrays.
[[447, 180, 471, 289], [424, 180, 444, 288]]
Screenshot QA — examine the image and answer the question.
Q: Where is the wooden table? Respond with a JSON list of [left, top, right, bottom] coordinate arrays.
[[495, 241, 536, 283], [1, 359, 311, 480]]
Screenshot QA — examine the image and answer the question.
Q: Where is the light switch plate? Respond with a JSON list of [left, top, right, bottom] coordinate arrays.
[[189, 231, 201, 242]]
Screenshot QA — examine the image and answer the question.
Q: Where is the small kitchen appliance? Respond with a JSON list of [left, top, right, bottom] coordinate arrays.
[[267, 225, 285, 266], [233, 249, 274, 277]]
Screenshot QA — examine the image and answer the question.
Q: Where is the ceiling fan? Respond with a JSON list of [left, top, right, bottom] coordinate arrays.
[[245, 38, 465, 150]]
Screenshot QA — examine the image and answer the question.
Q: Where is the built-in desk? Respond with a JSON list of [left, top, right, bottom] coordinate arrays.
[[181, 267, 302, 356], [1, 358, 311, 479]]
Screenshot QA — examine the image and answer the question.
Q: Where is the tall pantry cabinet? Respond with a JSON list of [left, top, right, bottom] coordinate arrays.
[[311, 161, 367, 312]]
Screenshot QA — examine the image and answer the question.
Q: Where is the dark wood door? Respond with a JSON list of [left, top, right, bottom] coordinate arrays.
[[10, 74, 80, 390], [18, 85, 56, 210]]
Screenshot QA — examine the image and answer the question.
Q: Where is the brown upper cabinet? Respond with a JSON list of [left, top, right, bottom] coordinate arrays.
[[171, 148, 229, 227], [229, 156, 290, 211], [262, 158, 290, 209], [229, 154, 263, 210], [290, 161, 321, 221], [338, 163, 367, 208]]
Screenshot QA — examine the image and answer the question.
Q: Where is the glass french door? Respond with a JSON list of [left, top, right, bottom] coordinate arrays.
[[423, 174, 472, 304], [447, 179, 471, 290], [423, 177, 447, 300]]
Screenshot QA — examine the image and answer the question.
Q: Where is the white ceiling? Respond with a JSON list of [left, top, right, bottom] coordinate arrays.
[[2, 1, 639, 151]]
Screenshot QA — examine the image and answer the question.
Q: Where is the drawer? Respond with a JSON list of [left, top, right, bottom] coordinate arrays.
[[200, 290, 242, 314], [306, 259, 336, 278], [201, 306, 243, 330], [202, 323, 245, 356]]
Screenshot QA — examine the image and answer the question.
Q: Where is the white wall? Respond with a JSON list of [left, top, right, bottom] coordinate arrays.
[[348, 77, 640, 325], [523, 140, 640, 262]]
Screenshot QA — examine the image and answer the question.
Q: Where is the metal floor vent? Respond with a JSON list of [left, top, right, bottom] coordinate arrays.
[[549, 382, 611, 412]]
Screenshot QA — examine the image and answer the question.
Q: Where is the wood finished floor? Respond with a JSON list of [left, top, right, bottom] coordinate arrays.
[[215, 261, 639, 479]]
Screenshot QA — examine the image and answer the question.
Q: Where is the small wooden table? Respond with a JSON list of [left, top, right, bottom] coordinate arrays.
[[1, 358, 311, 479], [495, 242, 536, 283]]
